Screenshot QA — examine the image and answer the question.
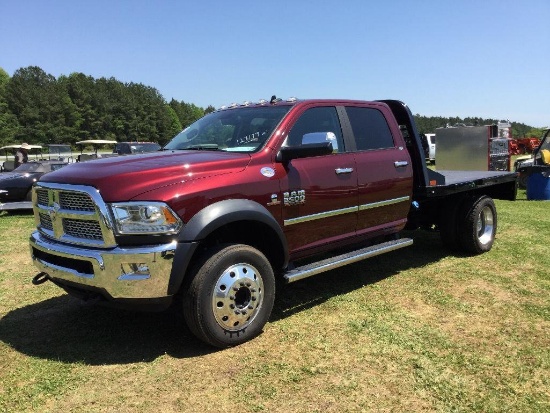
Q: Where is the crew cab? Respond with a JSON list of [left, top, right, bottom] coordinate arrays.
[[29, 98, 517, 347]]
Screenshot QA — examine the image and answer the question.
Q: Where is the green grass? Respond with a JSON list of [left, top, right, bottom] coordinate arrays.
[[1, 191, 549, 412]]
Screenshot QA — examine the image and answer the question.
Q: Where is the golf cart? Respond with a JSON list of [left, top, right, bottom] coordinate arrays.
[[75, 140, 118, 162], [1, 144, 43, 172]]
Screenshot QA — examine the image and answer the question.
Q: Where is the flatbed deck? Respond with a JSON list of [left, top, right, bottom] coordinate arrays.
[[420, 169, 518, 199]]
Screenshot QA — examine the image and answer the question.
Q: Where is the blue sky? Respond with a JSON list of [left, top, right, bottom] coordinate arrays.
[[1, 0, 549, 126]]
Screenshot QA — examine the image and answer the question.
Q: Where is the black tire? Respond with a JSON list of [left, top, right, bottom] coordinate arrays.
[[183, 244, 275, 348], [457, 196, 497, 255], [439, 200, 461, 251], [518, 173, 529, 190]]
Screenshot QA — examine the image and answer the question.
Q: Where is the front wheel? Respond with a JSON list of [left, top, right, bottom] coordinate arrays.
[[457, 196, 497, 254], [183, 244, 275, 348]]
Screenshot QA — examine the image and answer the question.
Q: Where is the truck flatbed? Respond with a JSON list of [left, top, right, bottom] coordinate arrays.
[[418, 169, 517, 199]]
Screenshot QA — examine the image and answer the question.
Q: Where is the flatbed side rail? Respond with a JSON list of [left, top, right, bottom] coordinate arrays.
[[416, 170, 518, 200]]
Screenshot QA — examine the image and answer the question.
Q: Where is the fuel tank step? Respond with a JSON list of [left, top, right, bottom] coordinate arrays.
[[283, 238, 413, 283]]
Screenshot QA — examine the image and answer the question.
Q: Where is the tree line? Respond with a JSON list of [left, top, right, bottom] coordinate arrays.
[[0, 66, 215, 148], [0, 65, 542, 149], [414, 115, 542, 138]]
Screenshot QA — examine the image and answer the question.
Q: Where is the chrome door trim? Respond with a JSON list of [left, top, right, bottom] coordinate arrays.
[[359, 196, 410, 211], [283, 196, 410, 226], [284, 205, 358, 226]]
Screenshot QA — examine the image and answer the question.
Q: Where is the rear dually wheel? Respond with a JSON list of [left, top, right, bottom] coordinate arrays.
[[457, 196, 497, 254]]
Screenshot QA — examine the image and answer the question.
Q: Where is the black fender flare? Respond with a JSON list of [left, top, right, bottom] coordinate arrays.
[[168, 199, 288, 295]]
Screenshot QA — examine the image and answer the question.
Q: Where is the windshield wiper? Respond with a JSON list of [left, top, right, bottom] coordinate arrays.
[[163, 144, 221, 151], [185, 144, 220, 151]]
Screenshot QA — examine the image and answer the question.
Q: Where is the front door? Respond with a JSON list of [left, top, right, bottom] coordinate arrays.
[[279, 105, 358, 256]]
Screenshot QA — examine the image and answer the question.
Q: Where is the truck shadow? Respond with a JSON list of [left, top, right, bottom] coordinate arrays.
[[0, 231, 451, 365], [271, 229, 451, 321], [0, 295, 210, 364]]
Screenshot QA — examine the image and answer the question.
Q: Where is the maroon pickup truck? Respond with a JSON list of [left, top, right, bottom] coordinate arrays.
[[29, 98, 517, 347]]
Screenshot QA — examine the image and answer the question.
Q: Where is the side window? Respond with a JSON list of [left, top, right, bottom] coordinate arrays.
[[345, 107, 395, 150], [286, 106, 344, 153]]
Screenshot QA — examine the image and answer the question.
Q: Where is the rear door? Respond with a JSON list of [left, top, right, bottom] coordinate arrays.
[[343, 104, 412, 236], [279, 105, 358, 255]]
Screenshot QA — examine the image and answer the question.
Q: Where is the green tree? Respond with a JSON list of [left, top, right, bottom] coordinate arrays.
[[0, 67, 20, 146], [169, 99, 205, 129], [4, 66, 75, 144]]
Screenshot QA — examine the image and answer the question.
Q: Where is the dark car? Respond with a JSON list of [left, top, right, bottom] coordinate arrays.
[[114, 142, 161, 155], [0, 161, 67, 210]]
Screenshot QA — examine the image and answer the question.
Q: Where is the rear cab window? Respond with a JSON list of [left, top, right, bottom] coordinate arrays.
[[345, 107, 395, 150]]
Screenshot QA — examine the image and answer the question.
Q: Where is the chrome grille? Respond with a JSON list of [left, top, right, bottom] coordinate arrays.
[[59, 191, 95, 211], [63, 218, 103, 240], [32, 182, 116, 248], [39, 213, 53, 231], [36, 189, 49, 207]]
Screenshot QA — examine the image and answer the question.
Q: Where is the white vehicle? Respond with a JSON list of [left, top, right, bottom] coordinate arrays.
[[425, 133, 436, 163]]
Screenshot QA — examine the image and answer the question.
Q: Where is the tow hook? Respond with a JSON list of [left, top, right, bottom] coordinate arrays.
[[32, 272, 50, 285]]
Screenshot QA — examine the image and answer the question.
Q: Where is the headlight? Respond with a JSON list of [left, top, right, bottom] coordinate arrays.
[[109, 202, 183, 235]]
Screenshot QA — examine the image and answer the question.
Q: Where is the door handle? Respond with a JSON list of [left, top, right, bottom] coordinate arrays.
[[335, 167, 354, 174], [394, 161, 409, 168]]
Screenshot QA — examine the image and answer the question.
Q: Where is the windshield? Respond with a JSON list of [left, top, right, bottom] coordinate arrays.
[[164, 106, 291, 153]]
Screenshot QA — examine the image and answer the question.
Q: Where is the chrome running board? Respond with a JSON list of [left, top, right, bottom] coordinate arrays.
[[283, 238, 413, 283]]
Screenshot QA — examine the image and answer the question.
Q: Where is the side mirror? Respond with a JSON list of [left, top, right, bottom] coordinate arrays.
[[302, 132, 339, 153], [277, 142, 333, 163]]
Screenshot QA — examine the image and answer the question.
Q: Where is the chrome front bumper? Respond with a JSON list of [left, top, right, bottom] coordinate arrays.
[[29, 231, 176, 300]]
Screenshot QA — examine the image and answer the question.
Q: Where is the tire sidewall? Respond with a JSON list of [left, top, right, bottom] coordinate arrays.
[[186, 244, 275, 347], [458, 196, 497, 254]]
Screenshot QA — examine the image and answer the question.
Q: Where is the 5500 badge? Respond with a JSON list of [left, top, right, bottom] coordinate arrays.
[[284, 190, 305, 206]]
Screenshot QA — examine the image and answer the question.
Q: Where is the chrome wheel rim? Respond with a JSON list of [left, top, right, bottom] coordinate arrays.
[[477, 206, 494, 245], [212, 263, 264, 331]]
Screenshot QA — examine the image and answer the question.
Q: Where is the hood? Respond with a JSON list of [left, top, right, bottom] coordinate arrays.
[[0, 171, 40, 181], [40, 150, 251, 201], [0, 172, 21, 181]]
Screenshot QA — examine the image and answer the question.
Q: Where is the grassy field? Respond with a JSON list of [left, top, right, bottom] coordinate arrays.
[[0, 191, 548, 412]]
